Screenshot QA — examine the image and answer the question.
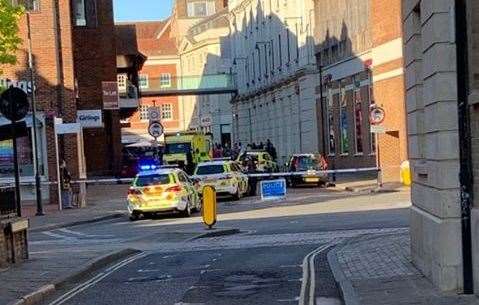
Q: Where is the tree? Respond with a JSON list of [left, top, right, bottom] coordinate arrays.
[[0, 0, 24, 75]]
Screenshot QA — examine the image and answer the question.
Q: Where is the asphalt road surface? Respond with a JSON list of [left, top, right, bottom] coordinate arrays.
[[36, 187, 411, 305]]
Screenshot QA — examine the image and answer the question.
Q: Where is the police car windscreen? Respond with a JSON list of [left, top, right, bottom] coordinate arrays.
[[196, 165, 225, 175], [135, 174, 171, 187], [166, 143, 192, 154]]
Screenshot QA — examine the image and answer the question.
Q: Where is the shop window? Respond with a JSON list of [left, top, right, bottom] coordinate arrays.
[[161, 104, 173, 120], [12, 0, 40, 11], [354, 90, 363, 154], [339, 86, 349, 155], [326, 90, 336, 155], [160, 73, 171, 88], [139, 105, 149, 121], [139, 74, 149, 89]]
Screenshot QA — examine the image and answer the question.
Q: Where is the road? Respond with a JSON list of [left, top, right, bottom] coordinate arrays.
[[34, 187, 411, 305]]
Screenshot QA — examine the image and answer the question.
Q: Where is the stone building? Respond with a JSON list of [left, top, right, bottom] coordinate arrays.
[[314, 0, 407, 182], [229, 0, 318, 165], [0, 0, 120, 207], [403, 0, 479, 294], [179, 9, 233, 145]]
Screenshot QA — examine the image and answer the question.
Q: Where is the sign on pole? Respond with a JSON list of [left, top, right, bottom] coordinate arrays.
[[369, 106, 386, 125], [102, 81, 119, 110], [148, 121, 164, 138], [148, 106, 161, 123], [371, 125, 387, 134]]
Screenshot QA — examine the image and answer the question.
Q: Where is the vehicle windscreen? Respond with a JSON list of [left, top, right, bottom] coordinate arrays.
[[166, 143, 192, 154], [135, 174, 171, 187], [196, 164, 225, 175], [239, 153, 259, 162], [295, 156, 320, 171]]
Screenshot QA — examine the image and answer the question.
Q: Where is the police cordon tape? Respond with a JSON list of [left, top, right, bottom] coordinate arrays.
[[0, 167, 379, 188]]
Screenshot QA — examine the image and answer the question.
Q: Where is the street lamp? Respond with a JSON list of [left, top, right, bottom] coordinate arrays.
[[26, 12, 44, 215]]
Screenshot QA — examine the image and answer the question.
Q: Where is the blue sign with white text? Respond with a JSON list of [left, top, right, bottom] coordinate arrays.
[[260, 179, 287, 201]]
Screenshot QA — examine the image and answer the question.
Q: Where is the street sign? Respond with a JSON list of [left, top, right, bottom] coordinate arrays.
[[0, 87, 29, 122], [148, 121, 164, 138], [371, 125, 386, 134], [260, 179, 287, 201], [148, 106, 161, 122], [369, 106, 386, 125], [102, 81, 119, 110]]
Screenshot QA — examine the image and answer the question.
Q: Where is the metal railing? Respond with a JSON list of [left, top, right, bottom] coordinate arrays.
[[140, 74, 238, 96]]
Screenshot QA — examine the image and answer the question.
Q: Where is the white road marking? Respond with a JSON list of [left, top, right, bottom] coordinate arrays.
[[298, 243, 334, 305], [174, 303, 205, 305], [316, 297, 342, 305], [47, 252, 146, 305], [278, 297, 300, 302], [280, 264, 302, 268], [42, 231, 73, 239], [58, 228, 114, 238], [137, 268, 163, 273]]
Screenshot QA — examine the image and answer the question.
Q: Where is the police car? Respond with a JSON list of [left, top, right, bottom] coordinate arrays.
[[193, 160, 249, 200], [127, 165, 201, 220]]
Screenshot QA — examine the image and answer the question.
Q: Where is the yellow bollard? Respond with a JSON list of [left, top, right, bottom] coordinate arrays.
[[202, 186, 217, 229], [400, 160, 411, 186]]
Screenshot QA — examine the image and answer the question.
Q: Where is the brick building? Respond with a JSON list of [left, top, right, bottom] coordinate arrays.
[[0, 0, 120, 207], [116, 20, 182, 144], [403, 0, 479, 295], [314, 0, 407, 182]]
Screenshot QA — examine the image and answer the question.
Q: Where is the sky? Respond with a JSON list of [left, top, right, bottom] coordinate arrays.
[[113, 0, 174, 22]]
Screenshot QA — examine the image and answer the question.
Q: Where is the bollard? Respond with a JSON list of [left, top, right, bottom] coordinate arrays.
[[202, 186, 217, 229]]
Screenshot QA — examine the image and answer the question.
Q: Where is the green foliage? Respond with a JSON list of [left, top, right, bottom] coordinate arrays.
[[0, 0, 24, 74]]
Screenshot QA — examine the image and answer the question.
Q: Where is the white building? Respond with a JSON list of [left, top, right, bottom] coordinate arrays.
[[228, 0, 318, 164], [178, 9, 234, 145]]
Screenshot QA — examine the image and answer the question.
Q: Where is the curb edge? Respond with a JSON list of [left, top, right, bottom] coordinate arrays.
[[327, 244, 361, 305], [6, 248, 141, 305], [30, 213, 125, 233]]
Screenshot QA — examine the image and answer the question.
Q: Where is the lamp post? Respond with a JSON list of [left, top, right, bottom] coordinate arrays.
[[26, 12, 44, 216]]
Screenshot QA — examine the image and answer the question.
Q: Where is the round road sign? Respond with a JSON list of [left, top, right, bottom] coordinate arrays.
[[369, 106, 386, 125], [0, 87, 29, 122], [148, 121, 164, 138]]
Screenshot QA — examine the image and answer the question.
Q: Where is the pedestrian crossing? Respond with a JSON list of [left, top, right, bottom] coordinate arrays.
[[30, 228, 120, 245]]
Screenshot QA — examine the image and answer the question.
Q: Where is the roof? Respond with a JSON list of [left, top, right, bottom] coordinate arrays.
[[116, 20, 178, 57]]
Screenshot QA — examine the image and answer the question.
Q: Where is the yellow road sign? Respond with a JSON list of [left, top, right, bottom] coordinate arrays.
[[202, 186, 217, 229]]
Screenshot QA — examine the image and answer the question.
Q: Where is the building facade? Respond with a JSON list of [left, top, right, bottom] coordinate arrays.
[[314, 0, 407, 182], [179, 9, 233, 145], [229, 0, 318, 165], [116, 21, 183, 145], [0, 0, 120, 206], [403, 0, 479, 294]]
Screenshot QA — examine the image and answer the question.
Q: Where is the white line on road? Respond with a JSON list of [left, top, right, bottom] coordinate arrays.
[[278, 297, 300, 302], [42, 231, 73, 239], [47, 252, 146, 305], [58, 228, 114, 238]]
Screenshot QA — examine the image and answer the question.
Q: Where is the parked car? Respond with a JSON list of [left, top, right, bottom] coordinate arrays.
[[192, 160, 249, 200], [127, 167, 201, 220], [237, 150, 278, 172], [286, 154, 328, 187]]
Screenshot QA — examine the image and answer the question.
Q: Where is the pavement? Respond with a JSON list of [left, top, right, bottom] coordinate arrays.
[[327, 232, 479, 305]]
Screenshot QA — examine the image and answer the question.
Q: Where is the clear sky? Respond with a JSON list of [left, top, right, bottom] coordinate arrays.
[[113, 0, 174, 22]]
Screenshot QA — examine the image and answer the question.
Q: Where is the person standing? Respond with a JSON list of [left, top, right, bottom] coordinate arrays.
[[60, 160, 73, 209]]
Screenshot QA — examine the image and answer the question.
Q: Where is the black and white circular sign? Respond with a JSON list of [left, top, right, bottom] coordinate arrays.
[[0, 87, 29, 122], [148, 121, 164, 138], [369, 106, 386, 125]]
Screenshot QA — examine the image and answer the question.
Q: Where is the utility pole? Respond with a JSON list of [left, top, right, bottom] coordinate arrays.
[[27, 12, 44, 216]]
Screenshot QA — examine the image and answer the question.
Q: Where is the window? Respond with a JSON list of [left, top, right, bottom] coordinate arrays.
[[12, 0, 40, 11], [160, 73, 172, 87], [354, 90, 363, 154], [117, 74, 127, 91], [196, 165, 225, 175], [72, 0, 97, 27], [339, 86, 349, 154], [368, 83, 376, 154], [139, 74, 148, 89], [139, 105, 149, 121], [161, 104, 173, 120], [326, 90, 335, 155], [187, 0, 215, 17]]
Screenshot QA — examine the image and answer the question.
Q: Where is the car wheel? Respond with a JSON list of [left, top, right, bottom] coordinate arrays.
[[233, 185, 241, 201], [181, 199, 192, 217], [129, 212, 140, 221]]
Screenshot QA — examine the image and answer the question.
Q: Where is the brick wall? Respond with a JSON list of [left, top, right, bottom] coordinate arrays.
[[72, 0, 121, 176]]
